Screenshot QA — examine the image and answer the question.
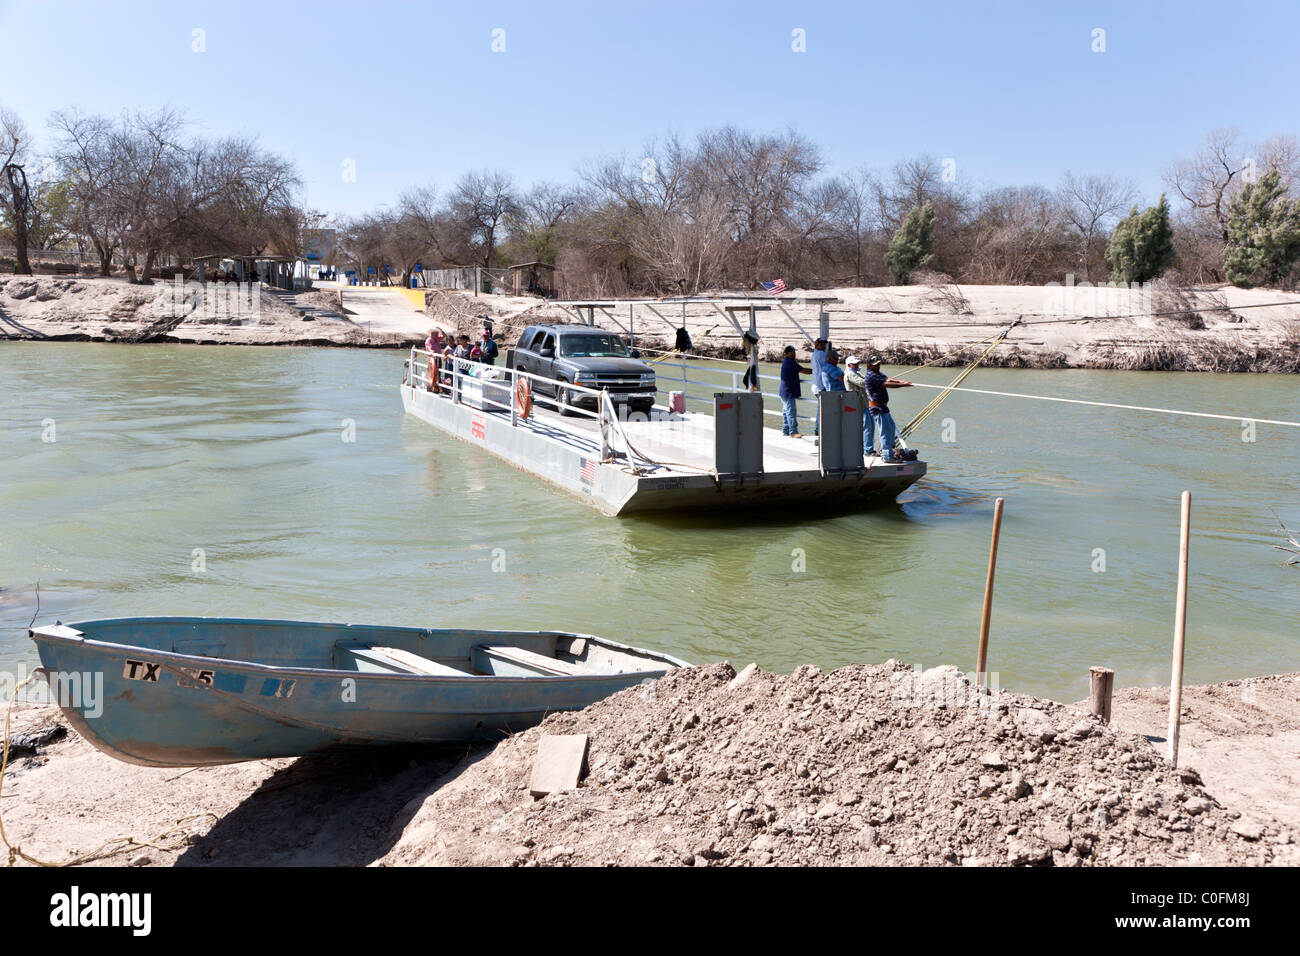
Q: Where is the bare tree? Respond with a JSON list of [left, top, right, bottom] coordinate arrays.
[[828, 166, 881, 284], [338, 212, 389, 282], [693, 126, 823, 283], [49, 109, 126, 275], [50, 107, 303, 281], [884, 156, 944, 225], [397, 185, 455, 266], [579, 135, 717, 292], [450, 170, 517, 267], [880, 155, 970, 277], [112, 108, 188, 282], [512, 181, 577, 263], [177, 135, 302, 258], [963, 185, 1070, 285], [1, 106, 33, 274], [1256, 134, 1300, 191], [1057, 171, 1136, 280], [1165, 127, 1249, 246]]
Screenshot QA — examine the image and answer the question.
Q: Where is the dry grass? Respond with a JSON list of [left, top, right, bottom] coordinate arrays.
[[912, 270, 973, 315], [1148, 276, 1205, 330], [1192, 287, 1244, 324], [874, 341, 1070, 370], [649, 330, 1300, 374], [1085, 323, 1300, 372]]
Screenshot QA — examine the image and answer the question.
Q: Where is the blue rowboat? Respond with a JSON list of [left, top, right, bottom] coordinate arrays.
[[28, 617, 689, 768]]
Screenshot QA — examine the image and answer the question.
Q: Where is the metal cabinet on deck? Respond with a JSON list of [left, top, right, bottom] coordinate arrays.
[[818, 391, 865, 473], [713, 392, 764, 476]]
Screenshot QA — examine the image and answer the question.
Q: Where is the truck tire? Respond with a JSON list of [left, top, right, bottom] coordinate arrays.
[[556, 380, 574, 416]]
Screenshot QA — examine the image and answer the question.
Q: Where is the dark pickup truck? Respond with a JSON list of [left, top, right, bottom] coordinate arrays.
[[511, 324, 657, 415]]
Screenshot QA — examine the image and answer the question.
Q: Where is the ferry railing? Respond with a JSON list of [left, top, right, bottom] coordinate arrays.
[[407, 348, 656, 469], [407, 343, 824, 444], [648, 354, 816, 430]]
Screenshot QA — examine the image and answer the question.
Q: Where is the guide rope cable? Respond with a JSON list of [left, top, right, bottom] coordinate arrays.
[[899, 319, 1022, 440], [902, 381, 1300, 430]]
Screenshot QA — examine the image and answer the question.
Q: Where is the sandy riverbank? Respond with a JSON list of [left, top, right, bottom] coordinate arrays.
[[2, 662, 1295, 867], [0, 276, 434, 348], [3, 277, 1298, 372], [558, 283, 1300, 373]]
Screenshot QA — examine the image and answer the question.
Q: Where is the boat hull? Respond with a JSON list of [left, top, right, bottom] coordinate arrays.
[[30, 619, 684, 767]]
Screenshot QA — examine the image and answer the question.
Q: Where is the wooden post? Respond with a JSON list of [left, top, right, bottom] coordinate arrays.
[[975, 496, 1005, 687], [1089, 666, 1114, 723], [1167, 490, 1191, 766]]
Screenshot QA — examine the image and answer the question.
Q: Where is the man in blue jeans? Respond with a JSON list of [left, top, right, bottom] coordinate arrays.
[[843, 356, 874, 455], [862, 355, 912, 461], [809, 338, 828, 436], [778, 345, 812, 437]]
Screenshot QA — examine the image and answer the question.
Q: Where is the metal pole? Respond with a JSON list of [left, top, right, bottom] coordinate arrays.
[[748, 305, 759, 391], [1167, 491, 1191, 766]]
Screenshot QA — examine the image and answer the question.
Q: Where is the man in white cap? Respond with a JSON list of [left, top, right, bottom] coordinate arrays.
[[861, 355, 912, 461], [844, 355, 873, 455]]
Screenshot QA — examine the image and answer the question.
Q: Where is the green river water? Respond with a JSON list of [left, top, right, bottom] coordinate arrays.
[[1, 342, 1296, 703]]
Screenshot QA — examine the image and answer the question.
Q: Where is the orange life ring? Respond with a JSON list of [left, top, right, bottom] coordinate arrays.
[[515, 377, 533, 419]]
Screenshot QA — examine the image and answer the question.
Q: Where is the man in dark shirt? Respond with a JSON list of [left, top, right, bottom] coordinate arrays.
[[778, 345, 812, 437], [480, 328, 499, 365], [862, 355, 912, 462]]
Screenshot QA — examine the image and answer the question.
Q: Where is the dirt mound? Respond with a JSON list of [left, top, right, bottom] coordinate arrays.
[[381, 661, 1291, 867], [1108, 673, 1300, 842], [422, 289, 563, 345]]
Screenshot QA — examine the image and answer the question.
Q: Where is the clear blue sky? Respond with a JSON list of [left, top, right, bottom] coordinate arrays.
[[1, 0, 1297, 216]]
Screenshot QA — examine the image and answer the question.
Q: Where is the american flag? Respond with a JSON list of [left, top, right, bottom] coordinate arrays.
[[579, 458, 597, 482], [761, 278, 786, 295]]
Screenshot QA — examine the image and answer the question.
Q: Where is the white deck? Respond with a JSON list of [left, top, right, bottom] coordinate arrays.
[[523, 401, 888, 476]]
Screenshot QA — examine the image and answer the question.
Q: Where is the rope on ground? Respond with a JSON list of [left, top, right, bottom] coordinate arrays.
[[903, 381, 1300, 429], [0, 675, 217, 867]]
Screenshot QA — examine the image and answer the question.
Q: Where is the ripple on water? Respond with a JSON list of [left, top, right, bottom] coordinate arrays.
[[2, 344, 1298, 702]]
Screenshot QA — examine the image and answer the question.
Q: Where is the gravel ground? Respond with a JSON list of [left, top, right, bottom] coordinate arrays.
[[380, 661, 1294, 866], [4, 661, 1294, 867]]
